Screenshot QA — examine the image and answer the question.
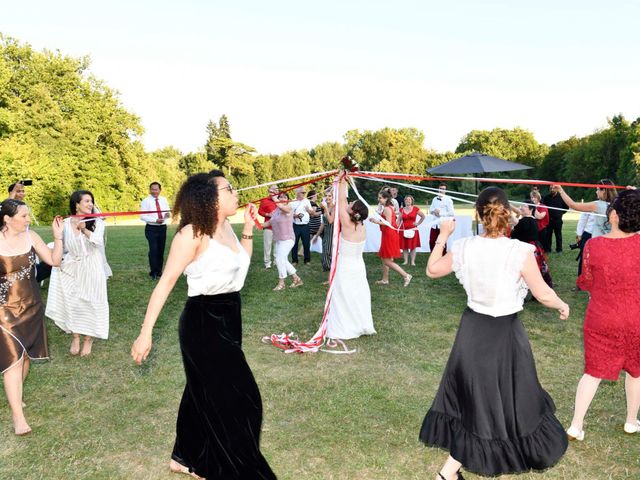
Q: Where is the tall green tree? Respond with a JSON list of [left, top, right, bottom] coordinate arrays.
[[456, 127, 549, 168], [0, 34, 184, 219], [205, 114, 232, 165]]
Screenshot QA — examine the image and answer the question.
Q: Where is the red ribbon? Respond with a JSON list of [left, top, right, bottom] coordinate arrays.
[[268, 177, 342, 353], [67, 210, 171, 218], [240, 171, 338, 208], [351, 172, 626, 190]]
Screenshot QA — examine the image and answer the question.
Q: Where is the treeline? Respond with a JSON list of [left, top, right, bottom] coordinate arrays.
[[1, 34, 638, 220]]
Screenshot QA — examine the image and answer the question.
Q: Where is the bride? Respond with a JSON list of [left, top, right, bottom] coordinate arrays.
[[325, 173, 376, 341]]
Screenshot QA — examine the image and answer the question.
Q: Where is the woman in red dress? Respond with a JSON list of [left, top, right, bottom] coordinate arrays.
[[566, 189, 640, 441], [400, 195, 425, 266], [369, 189, 412, 286]]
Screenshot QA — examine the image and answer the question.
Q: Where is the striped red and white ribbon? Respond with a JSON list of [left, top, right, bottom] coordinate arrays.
[[267, 177, 343, 353]]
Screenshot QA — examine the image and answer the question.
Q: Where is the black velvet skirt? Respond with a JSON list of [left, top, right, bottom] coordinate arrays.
[[172, 292, 277, 479], [419, 308, 567, 476]]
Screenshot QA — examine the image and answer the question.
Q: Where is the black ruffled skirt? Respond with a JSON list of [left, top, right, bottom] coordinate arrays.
[[419, 308, 567, 476], [172, 293, 277, 479]]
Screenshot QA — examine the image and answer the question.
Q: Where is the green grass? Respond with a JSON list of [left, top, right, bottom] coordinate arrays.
[[1, 222, 638, 479]]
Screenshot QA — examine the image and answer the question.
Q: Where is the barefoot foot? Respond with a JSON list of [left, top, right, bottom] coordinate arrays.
[[14, 418, 32, 436], [70, 336, 80, 356], [80, 337, 93, 357]]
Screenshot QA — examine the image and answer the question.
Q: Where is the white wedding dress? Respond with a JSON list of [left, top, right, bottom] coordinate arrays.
[[326, 236, 376, 340]]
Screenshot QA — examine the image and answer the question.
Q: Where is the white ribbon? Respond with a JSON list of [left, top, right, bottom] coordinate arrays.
[[236, 170, 338, 192]]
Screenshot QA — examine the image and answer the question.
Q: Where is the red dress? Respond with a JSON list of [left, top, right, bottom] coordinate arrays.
[[536, 204, 549, 231], [400, 206, 421, 250], [378, 207, 401, 259], [577, 234, 640, 380]]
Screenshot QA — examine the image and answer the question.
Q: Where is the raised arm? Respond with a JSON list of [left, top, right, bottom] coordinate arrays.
[[555, 185, 598, 213], [30, 216, 63, 266], [276, 197, 292, 214], [426, 219, 455, 278], [337, 175, 352, 226], [240, 204, 256, 256]]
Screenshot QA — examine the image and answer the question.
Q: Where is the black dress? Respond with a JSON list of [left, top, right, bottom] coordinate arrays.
[[172, 237, 276, 479], [511, 216, 553, 288], [173, 293, 276, 479], [419, 237, 567, 476]]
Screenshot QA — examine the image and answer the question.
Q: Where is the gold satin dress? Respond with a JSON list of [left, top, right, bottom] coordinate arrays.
[[0, 248, 49, 372]]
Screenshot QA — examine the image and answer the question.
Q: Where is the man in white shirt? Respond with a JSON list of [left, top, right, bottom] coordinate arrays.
[[429, 184, 455, 254], [140, 182, 171, 279], [289, 186, 319, 265]]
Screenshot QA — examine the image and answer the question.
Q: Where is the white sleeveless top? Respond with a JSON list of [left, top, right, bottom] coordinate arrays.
[[184, 236, 250, 297], [451, 236, 535, 317]]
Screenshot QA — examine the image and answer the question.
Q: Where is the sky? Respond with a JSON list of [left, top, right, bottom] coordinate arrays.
[[3, 0, 640, 155]]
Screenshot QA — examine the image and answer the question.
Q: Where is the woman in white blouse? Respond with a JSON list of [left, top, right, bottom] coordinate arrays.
[[419, 187, 570, 480], [131, 171, 276, 480], [46, 190, 111, 357]]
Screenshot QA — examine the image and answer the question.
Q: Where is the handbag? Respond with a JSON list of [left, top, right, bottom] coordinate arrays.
[[403, 229, 415, 239]]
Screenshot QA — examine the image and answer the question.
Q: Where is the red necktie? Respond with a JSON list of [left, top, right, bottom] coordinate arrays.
[[155, 198, 163, 220]]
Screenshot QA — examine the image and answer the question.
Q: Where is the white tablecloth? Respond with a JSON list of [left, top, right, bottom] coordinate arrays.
[[310, 216, 474, 253]]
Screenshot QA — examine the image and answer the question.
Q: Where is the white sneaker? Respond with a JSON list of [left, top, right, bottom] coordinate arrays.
[[623, 419, 640, 434], [566, 425, 585, 441]]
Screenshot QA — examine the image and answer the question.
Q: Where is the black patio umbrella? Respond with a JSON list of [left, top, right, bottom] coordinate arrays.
[[427, 152, 533, 233], [427, 152, 532, 175]]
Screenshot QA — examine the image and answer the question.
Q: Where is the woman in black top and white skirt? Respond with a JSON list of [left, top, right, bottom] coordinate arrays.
[[131, 171, 276, 479], [420, 187, 570, 480]]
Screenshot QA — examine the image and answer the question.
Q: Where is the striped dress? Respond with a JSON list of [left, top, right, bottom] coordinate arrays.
[[321, 213, 334, 272], [45, 218, 111, 339]]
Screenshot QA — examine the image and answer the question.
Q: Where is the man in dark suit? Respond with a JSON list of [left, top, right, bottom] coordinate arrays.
[[542, 185, 568, 253]]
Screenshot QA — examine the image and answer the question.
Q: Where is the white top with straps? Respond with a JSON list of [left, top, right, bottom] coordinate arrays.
[[451, 236, 535, 317], [184, 235, 250, 297]]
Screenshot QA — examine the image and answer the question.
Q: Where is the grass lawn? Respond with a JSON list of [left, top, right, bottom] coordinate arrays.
[[1, 220, 638, 479]]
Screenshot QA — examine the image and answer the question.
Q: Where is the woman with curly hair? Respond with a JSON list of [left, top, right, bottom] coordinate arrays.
[[131, 171, 276, 479], [420, 187, 569, 480], [566, 189, 640, 441], [325, 174, 375, 341]]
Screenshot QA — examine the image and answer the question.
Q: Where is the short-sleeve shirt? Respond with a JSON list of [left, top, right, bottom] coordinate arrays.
[[451, 236, 535, 317]]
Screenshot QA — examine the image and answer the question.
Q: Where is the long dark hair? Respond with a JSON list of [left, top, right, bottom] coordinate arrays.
[[378, 189, 393, 207], [0, 199, 27, 230], [174, 170, 226, 237], [598, 179, 618, 203], [70, 190, 97, 232]]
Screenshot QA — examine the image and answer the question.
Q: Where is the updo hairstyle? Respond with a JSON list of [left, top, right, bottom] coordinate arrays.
[[476, 187, 511, 238], [609, 189, 640, 233], [349, 200, 369, 225]]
